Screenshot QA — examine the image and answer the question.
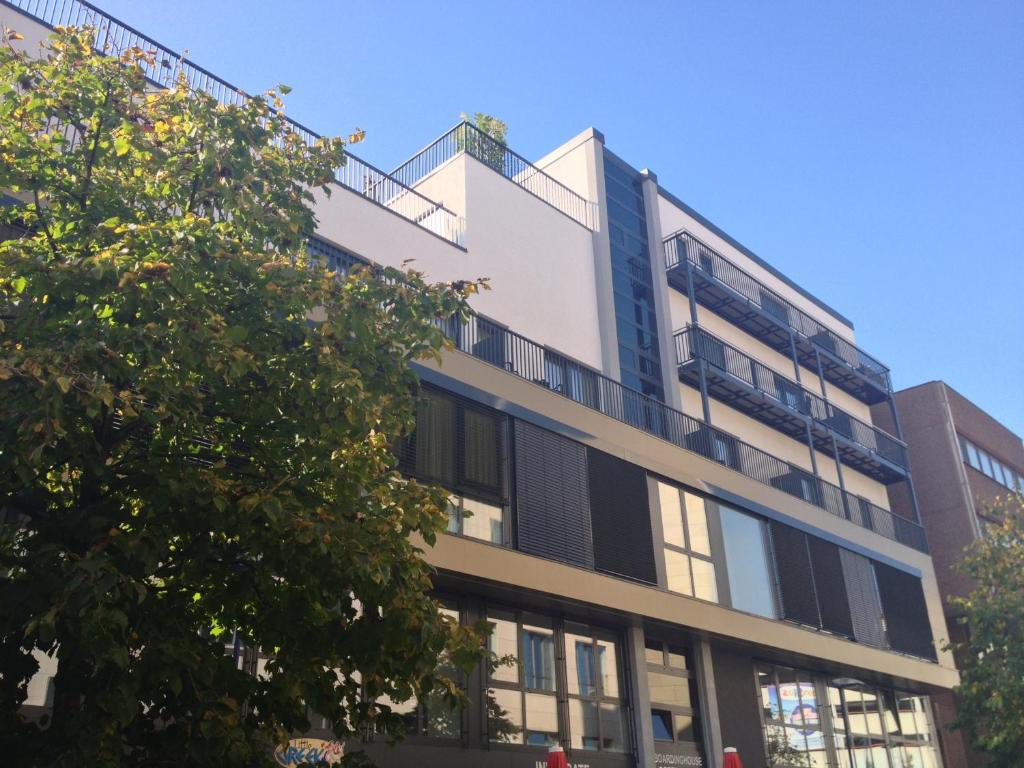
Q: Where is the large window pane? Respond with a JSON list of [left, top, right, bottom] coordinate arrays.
[[461, 497, 504, 544], [599, 703, 628, 752], [659, 482, 685, 547], [720, 506, 777, 618], [652, 709, 673, 741], [524, 693, 558, 746], [488, 687, 523, 744], [522, 623, 555, 691], [691, 558, 718, 602], [565, 633, 597, 696], [487, 611, 519, 684], [648, 672, 694, 708], [675, 713, 698, 743], [569, 699, 600, 750], [684, 492, 711, 555], [597, 638, 620, 698], [665, 549, 693, 596]]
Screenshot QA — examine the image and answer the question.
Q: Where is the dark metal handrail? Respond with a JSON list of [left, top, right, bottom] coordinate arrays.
[[1, 0, 465, 246], [440, 313, 926, 553], [674, 326, 908, 470], [389, 122, 597, 231], [664, 230, 891, 391]]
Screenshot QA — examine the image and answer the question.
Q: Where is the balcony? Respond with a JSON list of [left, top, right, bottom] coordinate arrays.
[[2, 0, 466, 248], [664, 230, 891, 404], [674, 326, 909, 484], [434, 313, 926, 553]]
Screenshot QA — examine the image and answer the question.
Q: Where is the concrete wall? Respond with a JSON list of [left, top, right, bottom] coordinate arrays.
[[313, 154, 605, 370]]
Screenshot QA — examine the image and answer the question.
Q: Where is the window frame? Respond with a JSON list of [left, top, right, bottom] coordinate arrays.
[[655, 480, 720, 603], [645, 639, 703, 753]]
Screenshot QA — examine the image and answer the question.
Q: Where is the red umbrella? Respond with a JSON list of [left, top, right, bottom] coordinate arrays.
[[723, 747, 744, 768], [547, 745, 568, 768]]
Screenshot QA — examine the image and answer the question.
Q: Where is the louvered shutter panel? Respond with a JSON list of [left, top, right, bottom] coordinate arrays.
[[513, 421, 594, 569], [873, 562, 936, 660], [586, 447, 657, 584], [768, 522, 821, 628], [839, 548, 887, 648], [807, 537, 854, 638]]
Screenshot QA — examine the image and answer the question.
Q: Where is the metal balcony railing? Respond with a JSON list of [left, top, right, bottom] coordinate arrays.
[[674, 326, 909, 473], [664, 230, 891, 396], [390, 122, 598, 231], [1, 0, 465, 247], [438, 314, 926, 553]]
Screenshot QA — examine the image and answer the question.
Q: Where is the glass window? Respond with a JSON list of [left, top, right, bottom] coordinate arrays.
[[964, 439, 980, 470], [652, 709, 673, 741], [565, 623, 628, 753], [657, 481, 718, 602], [488, 687, 523, 743], [522, 619, 555, 691], [459, 497, 504, 544], [524, 693, 558, 746], [684, 492, 711, 556], [665, 549, 694, 596], [645, 640, 665, 666], [487, 610, 519, 684], [648, 672, 695, 708], [659, 482, 686, 547], [720, 505, 777, 618]]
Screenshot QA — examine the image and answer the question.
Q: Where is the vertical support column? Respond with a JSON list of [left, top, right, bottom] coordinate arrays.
[[805, 421, 819, 476], [831, 434, 853, 520], [639, 169, 684, 412], [626, 624, 656, 768], [580, 129, 621, 380], [686, 262, 713, 425], [694, 637, 724, 768], [887, 396, 923, 525], [788, 331, 803, 384]]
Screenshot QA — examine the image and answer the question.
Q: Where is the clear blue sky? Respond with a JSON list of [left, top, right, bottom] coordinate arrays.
[[90, 0, 1024, 434]]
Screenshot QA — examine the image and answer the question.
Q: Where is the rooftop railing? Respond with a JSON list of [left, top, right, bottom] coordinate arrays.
[[1, 0, 465, 247], [675, 326, 909, 471], [440, 313, 926, 553], [664, 230, 891, 392], [389, 122, 598, 231]]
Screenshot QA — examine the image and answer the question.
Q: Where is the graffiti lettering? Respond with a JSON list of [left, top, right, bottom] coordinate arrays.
[[273, 738, 344, 766]]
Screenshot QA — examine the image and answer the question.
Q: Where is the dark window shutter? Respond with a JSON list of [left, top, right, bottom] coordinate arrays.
[[873, 562, 936, 660], [460, 404, 502, 497], [768, 522, 821, 628], [399, 389, 456, 486], [586, 448, 657, 584], [513, 421, 594, 569], [807, 537, 854, 638], [839, 549, 887, 648]]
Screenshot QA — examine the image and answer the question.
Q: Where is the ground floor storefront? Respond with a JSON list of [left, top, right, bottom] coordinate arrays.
[[275, 575, 947, 768]]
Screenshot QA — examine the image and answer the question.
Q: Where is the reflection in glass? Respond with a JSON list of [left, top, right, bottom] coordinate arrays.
[[648, 672, 693, 708], [569, 699, 599, 750], [720, 505, 777, 617], [461, 497, 504, 544], [599, 703, 628, 752], [665, 549, 693, 596], [658, 482, 685, 547], [691, 557, 718, 602], [674, 714, 698, 743], [524, 693, 558, 746], [487, 611, 518, 683], [522, 625, 555, 691], [684, 492, 711, 555], [652, 709, 673, 741], [487, 687, 523, 743]]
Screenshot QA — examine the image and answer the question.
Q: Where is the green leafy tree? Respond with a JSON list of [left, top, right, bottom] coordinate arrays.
[[947, 493, 1024, 767], [458, 112, 507, 173], [0, 25, 489, 768]]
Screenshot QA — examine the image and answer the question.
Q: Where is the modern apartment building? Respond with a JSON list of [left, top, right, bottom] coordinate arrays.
[[871, 381, 1024, 767], [2, 2, 960, 767]]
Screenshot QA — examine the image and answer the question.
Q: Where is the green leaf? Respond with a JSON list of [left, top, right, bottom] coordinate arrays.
[[113, 134, 131, 156], [11, 276, 26, 293]]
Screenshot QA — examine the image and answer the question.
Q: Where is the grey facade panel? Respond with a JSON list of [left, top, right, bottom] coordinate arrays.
[[768, 522, 822, 629], [513, 420, 594, 569]]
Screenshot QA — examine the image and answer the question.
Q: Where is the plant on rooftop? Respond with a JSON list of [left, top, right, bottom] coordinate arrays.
[[458, 112, 507, 173], [0, 24, 489, 768]]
